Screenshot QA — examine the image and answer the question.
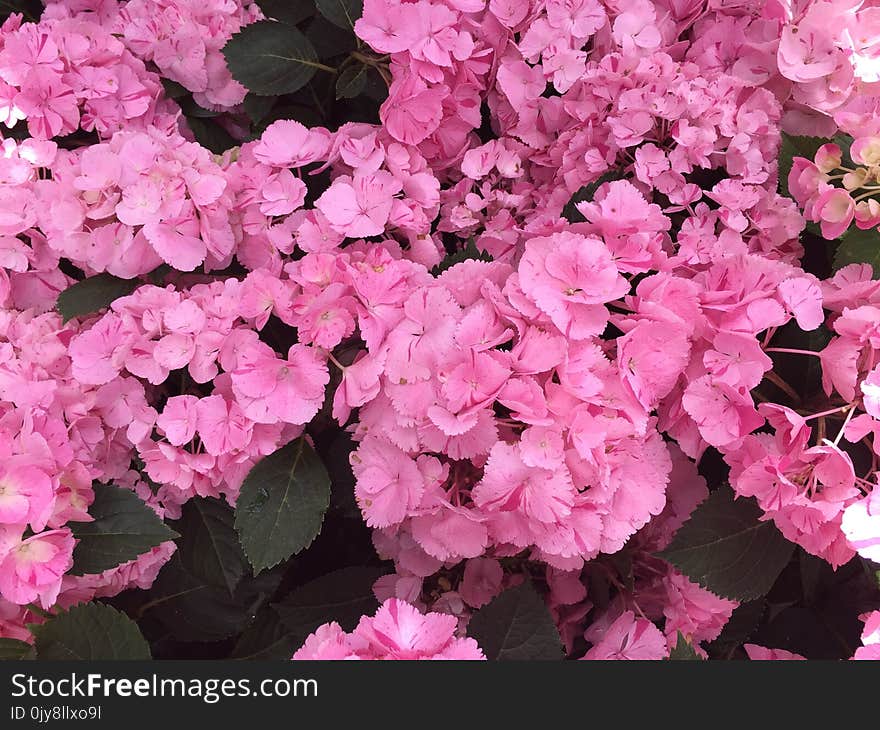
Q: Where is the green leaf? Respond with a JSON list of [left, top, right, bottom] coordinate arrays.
[[431, 238, 492, 276], [0, 638, 35, 660], [256, 0, 316, 25], [306, 15, 358, 59], [143, 555, 283, 642], [223, 21, 325, 96], [33, 603, 150, 660], [562, 169, 627, 222], [161, 78, 189, 100], [315, 0, 362, 30], [778, 133, 825, 199], [56, 273, 138, 323], [668, 632, 703, 660], [707, 599, 766, 659], [174, 498, 248, 595], [235, 437, 331, 573], [656, 487, 795, 601], [273, 565, 385, 641], [231, 606, 304, 660], [467, 582, 564, 660], [70, 483, 178, 576], [336, 64, 367, 99], [243, 93, 277, 126], [833, 226, 880, 271], [361, 66, 388, 103]]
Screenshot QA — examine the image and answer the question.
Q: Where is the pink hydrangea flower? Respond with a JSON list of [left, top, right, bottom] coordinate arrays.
[[0, 463, 55, 532], [293, 598, 485, 660], [744, 644, 807, 660], [231, 343, 329, 426], [582, 611, 668, 660], [0, 528, 75, 608], [517, 232, 628, 339]]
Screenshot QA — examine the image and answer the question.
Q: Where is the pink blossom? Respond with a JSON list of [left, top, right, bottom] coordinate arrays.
[[315, 172, 402, 238], [294, 598, 485, 660], [518, 232, 629, 339], [381, 74, 447, 145], [582, 611, 668, 660], [459, 558, 503, 608], [156, 395, 199, 446], [351, 437, 425, 528], [813, 188, 855, 240], [744, 644, 807, 660], [252, 120, 331, 168], [0, 463, 54, 532], [0, 529, 74, 608], [618, 321, 691, 410], [353, 598, 484, 660], [861, 366, 880, 419], [230, 343, 329, 425]]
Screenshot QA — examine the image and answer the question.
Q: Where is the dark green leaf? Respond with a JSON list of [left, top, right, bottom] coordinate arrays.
[[0, 638, 35, 660], [146, 264, 172, 286], [833, 226, 880, 271], [235, 437, 331, 573], [143, 555, 283, 642], [657, 487, 795, 601], [799, 549, 830, 605], [223, 21, 324, 96], [231, 606, 303, 660], [467, 582, 564, 660], [256, 0, 316, 25], [707, 599, 766, 659], [336, 64, 367, 99], [185, 117, 237, 155], [668, 632, 703, 660], [56, 273, 138, 323], [273, 566, 385, 642], [315, 0, 362, 30], [70, 483, 178, 576], [161, 79, 190, 99], [33, 603, 150, 660], [562, 169, 627, 222], [243, 93, 277, 126], [174, 498, 248, 595], [306, 15, 358, 59], [361, 66, 388, 103]]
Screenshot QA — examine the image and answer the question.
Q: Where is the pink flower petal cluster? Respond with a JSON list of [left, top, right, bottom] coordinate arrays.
[[0, 308, 176, 620], [68, 278, 325, 512], [292, 598, 485, 660]]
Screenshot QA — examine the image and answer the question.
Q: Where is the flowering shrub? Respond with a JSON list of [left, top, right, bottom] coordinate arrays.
[[0, 0, 879, 662]]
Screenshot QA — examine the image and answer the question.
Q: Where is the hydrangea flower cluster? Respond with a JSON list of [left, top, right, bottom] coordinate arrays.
[[0, 0, 879, 661], [0, 307, 175, 615]]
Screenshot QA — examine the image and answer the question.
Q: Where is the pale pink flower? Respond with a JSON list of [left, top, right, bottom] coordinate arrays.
[[351, 437, 424, 528], [0, 529, 74, 608], [583, 611, 668, 660], [315, 172, 402, 238], [0, 464, 54, 532], [231, 343, 329, 425]]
